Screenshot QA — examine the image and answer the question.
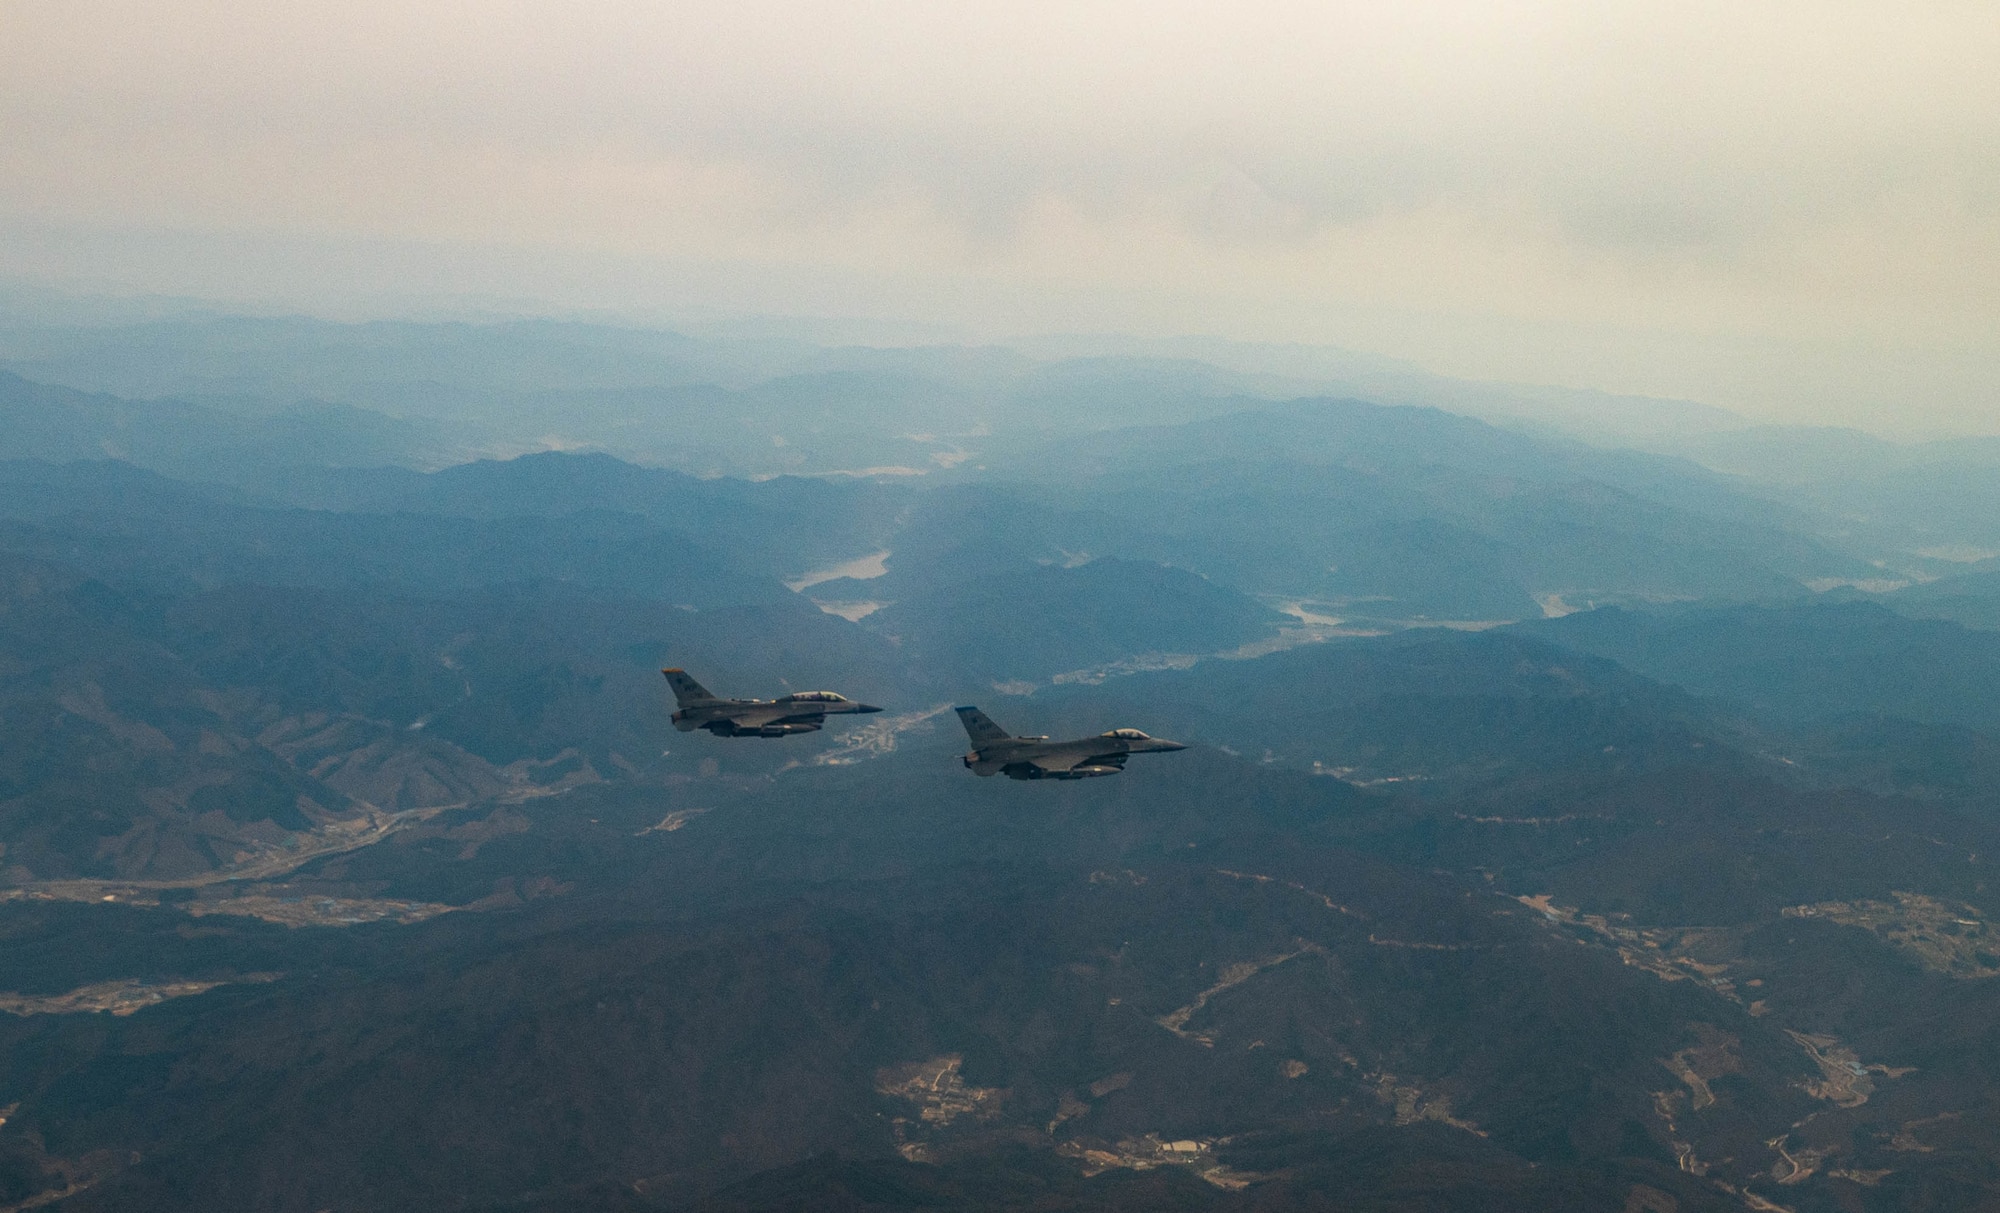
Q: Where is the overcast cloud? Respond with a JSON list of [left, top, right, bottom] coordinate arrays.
[[2, 1, 1996, 431]]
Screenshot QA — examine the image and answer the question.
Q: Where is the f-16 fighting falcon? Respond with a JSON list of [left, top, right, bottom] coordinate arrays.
[[664, 668, 883, 737], [955, 705, 1187, 779]]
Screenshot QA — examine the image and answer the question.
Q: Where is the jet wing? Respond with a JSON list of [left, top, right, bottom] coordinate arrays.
[[1025, 749, 1128, 775], [739, 707, 844, 728]]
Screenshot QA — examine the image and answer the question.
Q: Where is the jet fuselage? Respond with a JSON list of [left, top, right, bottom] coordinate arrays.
[[955, 706, 1186, 779], [664, 669, 882, 738]]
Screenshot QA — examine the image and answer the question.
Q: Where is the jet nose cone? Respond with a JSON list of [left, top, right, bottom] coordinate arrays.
[[856, 703, 884, 714], [1158, 740, 1189, 752]]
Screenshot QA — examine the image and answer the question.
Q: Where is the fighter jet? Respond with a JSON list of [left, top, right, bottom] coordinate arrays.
[[955, 705, 1187, 779], [663, 668, 882, 737]]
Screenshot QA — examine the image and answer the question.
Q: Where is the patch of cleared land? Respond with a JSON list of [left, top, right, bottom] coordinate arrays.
[[0, 973, 278, 1017], [1369, 1071, 1485, 1135], [812, 704, 953, 765], [1156, 945, 1320, 1044], [1782, 893, 2000, 978], [875, 1055, 1004, 1129], [1888, 1112, 1957, 1153], [185, 895, 456, 928], [1518, 895, 1743, 1000], [1766, 1133, 1836, 1186], [638, 808, 710, 835], [2, 879, 459, 928], [1058, 1134, 1260, 1189], [1214, 869, 1368, 919], [1786, 1030, 1912, 1108], [1052, 652, 1202, 686], [1660, 1026, 1741, 1112], [0, 778, 596, 926]]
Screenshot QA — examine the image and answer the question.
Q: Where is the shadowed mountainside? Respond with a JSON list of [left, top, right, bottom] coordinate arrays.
[[1, 347, 1998, 1211]]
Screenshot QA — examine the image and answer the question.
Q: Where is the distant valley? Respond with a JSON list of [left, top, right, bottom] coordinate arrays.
[[0, 315, 1997, 1212]]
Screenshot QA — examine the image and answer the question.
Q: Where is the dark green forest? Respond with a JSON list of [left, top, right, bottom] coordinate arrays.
[[2, 318, 2000, 1211]]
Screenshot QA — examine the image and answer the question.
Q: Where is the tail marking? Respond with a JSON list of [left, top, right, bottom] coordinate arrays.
[[662, 668, 718, 707], [955, 705, 1013, 747]]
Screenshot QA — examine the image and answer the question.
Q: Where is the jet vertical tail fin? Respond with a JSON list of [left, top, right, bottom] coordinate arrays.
[[954, 705, 1013, 746], [662, 668, 718, 707]]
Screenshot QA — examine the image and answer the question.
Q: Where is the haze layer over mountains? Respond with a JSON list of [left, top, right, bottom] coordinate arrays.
[[2, 307, 2000, 1212]]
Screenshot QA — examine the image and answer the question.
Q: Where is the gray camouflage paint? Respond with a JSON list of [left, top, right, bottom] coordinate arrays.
[[954, 705, 1187, 780], [663, 668, 882, 738]]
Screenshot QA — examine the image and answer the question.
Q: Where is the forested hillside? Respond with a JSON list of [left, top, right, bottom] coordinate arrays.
[[0, 327, 1995, 1213]]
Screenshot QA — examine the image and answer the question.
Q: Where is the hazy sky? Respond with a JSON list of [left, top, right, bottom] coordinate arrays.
[[3, 1, 1997, 432]]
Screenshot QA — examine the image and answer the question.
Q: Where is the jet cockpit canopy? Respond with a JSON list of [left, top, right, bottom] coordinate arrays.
[[1102, 728, 1152, 739], [784, 691, 850, 703]]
